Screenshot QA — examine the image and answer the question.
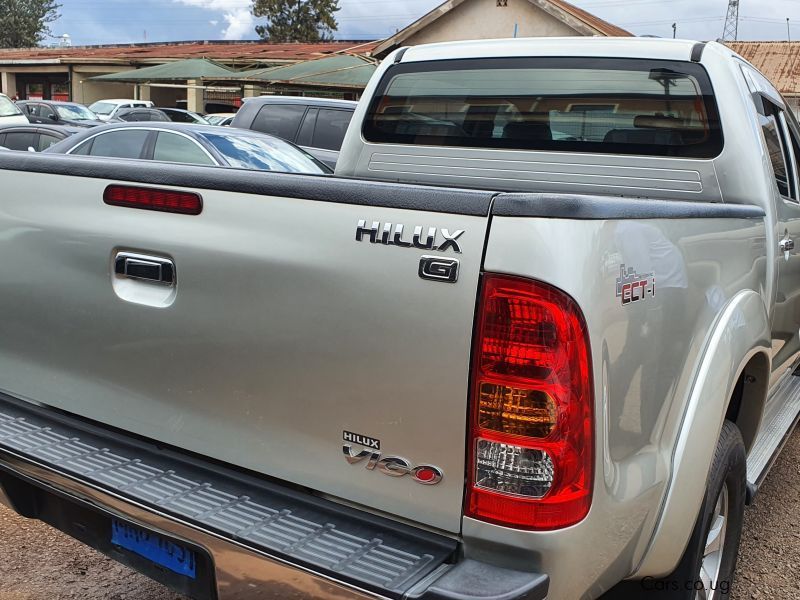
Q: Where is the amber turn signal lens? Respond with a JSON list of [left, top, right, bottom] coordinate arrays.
[[478, 382, 557, 438]]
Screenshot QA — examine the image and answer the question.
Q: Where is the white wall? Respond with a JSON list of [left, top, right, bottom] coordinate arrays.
[[73, 78, 137, 105]]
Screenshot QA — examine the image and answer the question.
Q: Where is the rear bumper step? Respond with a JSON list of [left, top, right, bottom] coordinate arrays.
[[0, 394, 548, 600]]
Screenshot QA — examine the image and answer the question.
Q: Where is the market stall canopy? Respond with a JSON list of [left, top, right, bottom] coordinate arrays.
[[91, 58, 234, 82], [241, 54, 377, 88]]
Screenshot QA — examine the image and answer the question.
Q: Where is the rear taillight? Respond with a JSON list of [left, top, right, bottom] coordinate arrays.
[[466, 274, 593, 530]]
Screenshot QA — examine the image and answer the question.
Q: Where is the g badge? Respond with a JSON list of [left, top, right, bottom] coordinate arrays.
[[419, 256, 459, 283]]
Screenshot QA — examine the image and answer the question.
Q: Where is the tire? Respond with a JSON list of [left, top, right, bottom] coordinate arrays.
[[603, 420, 746, 599]]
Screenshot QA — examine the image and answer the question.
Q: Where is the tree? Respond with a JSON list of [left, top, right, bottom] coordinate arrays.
[[252, 0, 340, 43], [0, 0, 60, 48]]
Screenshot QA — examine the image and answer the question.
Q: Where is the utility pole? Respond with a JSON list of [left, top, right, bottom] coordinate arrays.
[[722, 0, 740, 41], [788, 18, 792, 42]]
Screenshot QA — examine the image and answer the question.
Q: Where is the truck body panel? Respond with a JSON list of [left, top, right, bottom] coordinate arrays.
[[0, 160, 492, 534]]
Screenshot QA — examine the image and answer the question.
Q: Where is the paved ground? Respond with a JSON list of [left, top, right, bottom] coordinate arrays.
[[0, 430, 798, 599]]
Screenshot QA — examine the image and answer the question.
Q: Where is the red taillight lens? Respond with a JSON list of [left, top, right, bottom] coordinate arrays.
[[104, 185, 203, 215], [466, 274, 593, 530]]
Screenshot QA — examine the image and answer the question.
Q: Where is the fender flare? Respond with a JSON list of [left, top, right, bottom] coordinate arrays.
[[633, 289, 771, 577]]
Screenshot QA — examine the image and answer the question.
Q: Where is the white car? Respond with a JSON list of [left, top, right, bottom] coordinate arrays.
[[205, 112, 237, 126], [0, 94, 29, 125], [87, 99, 154, 122]]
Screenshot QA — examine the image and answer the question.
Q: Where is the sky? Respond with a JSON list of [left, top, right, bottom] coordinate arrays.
[[46, 0, 800, 47]]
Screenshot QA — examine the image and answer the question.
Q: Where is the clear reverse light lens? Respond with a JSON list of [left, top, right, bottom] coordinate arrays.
[[475, 439, 554, 499]]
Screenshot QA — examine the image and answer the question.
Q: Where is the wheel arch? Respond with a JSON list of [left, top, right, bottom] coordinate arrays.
[[725, 350, 770, 455], [632, 289, 771, 578]]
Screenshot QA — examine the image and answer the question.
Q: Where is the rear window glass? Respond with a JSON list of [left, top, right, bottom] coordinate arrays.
[[363, 58, 723, 158], [312, 108, 352, 150], [251, 104, 306, 141], [0, 95, 22, 117]]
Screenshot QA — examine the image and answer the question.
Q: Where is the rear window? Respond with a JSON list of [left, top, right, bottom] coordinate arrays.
[[313, 108, 353, 150], [363, 58, 723, 158], [0, 95, 22, 117], [251, 104, 306, 142]]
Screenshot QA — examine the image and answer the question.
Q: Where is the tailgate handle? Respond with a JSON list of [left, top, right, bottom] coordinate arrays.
[[114, 252, 175, 285]]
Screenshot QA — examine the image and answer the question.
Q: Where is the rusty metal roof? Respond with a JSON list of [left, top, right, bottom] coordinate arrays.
[[0, 40, 378, 66], [726, 41, 800, 96], [542, 0, 631, 38]]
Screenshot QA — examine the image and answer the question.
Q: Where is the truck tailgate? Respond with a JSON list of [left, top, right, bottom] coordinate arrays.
[[0, 155, 493, 534]]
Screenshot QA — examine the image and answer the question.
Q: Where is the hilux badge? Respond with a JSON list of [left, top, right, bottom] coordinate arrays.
[[342, 431, 443, 485], [356, 220, 465, 254]]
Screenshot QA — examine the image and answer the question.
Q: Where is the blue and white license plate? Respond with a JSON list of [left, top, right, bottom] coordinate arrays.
[[111, 519, 197, 579]]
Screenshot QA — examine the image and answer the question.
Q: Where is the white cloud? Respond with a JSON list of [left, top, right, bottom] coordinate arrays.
[[173, 0, 254, 39], [222, 9, 255, 39]]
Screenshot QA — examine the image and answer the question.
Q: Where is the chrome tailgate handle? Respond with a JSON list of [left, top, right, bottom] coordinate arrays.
[[114, 252, 175, 285]]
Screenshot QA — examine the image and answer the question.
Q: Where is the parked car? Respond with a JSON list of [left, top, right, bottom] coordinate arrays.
[[88, 99, 154, 122], [1, 38, 800, 600], [232, 96, 357, 169], [45, 122, 331, 174], [205, 112, 237, 126], [0, 93, 29, 125], [115, 107, 172, 122], [0, 124, 81, 151], [156, 107, 210, 124], [16, 100, 105, 128]]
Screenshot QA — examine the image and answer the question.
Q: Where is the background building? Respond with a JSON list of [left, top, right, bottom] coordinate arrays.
[[726, 41, 800, 116], [5, 0, 800, 118], [372, 0, 630, 57], [0, 0, 633, 111]]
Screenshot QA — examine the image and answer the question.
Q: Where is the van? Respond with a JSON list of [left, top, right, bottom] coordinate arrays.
[[0, 94, 30, 126], [231, 96, 357, 169]]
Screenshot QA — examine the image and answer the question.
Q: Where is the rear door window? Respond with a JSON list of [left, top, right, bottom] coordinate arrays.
[[37, 133, 63, 151], [3, 131, 36, 150], [364, 57, 723, 158], [86, 130, 150, 159], [296, 108, 318, 146], [153, 132, 215, 165], [759, 100, 795, 199], [312, 108, 352, 150], [251, 104, 306, 141]]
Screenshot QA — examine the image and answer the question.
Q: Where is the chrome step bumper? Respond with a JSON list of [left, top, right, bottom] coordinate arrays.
[[0, 394, 548, 600]]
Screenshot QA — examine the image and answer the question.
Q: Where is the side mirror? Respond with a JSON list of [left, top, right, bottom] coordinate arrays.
[[27, 147, 36, 153]]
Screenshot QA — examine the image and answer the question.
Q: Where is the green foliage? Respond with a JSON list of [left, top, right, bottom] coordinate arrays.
[[252, 0, 340, 42], [0, 0, 61, 48]]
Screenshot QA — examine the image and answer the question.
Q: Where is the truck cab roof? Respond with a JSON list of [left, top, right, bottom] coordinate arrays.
[[396, 36, 719, 63]]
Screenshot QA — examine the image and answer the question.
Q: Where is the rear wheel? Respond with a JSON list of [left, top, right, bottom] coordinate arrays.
[[604, 420, 746, 599]]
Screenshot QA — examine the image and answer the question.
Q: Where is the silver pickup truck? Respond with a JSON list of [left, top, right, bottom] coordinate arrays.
[[0, 37, 797, 600]]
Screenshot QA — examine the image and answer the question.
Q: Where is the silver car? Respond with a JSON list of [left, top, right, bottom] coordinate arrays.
[[45, 122, 332, 174]]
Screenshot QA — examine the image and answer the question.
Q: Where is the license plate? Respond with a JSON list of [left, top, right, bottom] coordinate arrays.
[[111, 519, 197, 579]]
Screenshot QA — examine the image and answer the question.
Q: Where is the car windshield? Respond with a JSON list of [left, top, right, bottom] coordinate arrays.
[[0, 96, 22, 117], [88, 102, 116, 116], [200, 131, 331, 174], [56, 104, 97, 121]]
